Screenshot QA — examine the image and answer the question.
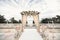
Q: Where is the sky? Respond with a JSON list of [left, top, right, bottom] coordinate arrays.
[[0, 0, 60, 21]]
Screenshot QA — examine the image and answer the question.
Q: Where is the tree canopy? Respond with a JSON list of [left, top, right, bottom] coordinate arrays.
[[0, 15, 6, 23], [41, 15, 60, 23], [0, 15, 22, 23]]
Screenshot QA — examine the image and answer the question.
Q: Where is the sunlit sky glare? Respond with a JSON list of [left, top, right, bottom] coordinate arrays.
[[0, 0, 60, 21]]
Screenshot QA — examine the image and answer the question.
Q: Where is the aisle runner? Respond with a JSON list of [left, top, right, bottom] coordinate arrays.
[[19, 29, 43, 40]]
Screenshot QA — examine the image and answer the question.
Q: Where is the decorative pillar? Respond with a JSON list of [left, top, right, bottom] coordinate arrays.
[[33, 14, 40, 33], [21, 13, 27, 32]]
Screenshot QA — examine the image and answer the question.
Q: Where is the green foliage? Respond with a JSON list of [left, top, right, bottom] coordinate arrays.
[[0, 15, 6, 23], [41, 18, 50, 23], [10, 17, 18, 23], [19, 20, 22, 23], [41, 15, 60, 23]]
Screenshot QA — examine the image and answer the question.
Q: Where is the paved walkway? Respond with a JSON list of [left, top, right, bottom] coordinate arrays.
[[19, 29, 43, 40]]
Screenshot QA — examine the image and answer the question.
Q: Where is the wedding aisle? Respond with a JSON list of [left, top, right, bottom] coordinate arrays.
[[19, 29, 43, 40]]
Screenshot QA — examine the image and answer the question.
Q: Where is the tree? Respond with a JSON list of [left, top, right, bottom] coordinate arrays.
[[52, 17, 57, 23], [10, 17, 18, 23], [56, 15, 60, 18], [19, 20, 22, 23], [41, 18, 49, 23], [41, 15, 60, 23], [56, 15, 60, 23], [0, 15, 6, 23]]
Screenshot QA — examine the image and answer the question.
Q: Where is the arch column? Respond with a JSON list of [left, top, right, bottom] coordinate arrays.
[[22, 14, 27, 32], [33, 14, 40, 32]]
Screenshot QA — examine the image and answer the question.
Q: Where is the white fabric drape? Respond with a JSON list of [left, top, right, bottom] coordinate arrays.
[[33, 15, 40, 32], [22, 15, 27, 27], [22, 15, 27, 31]]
